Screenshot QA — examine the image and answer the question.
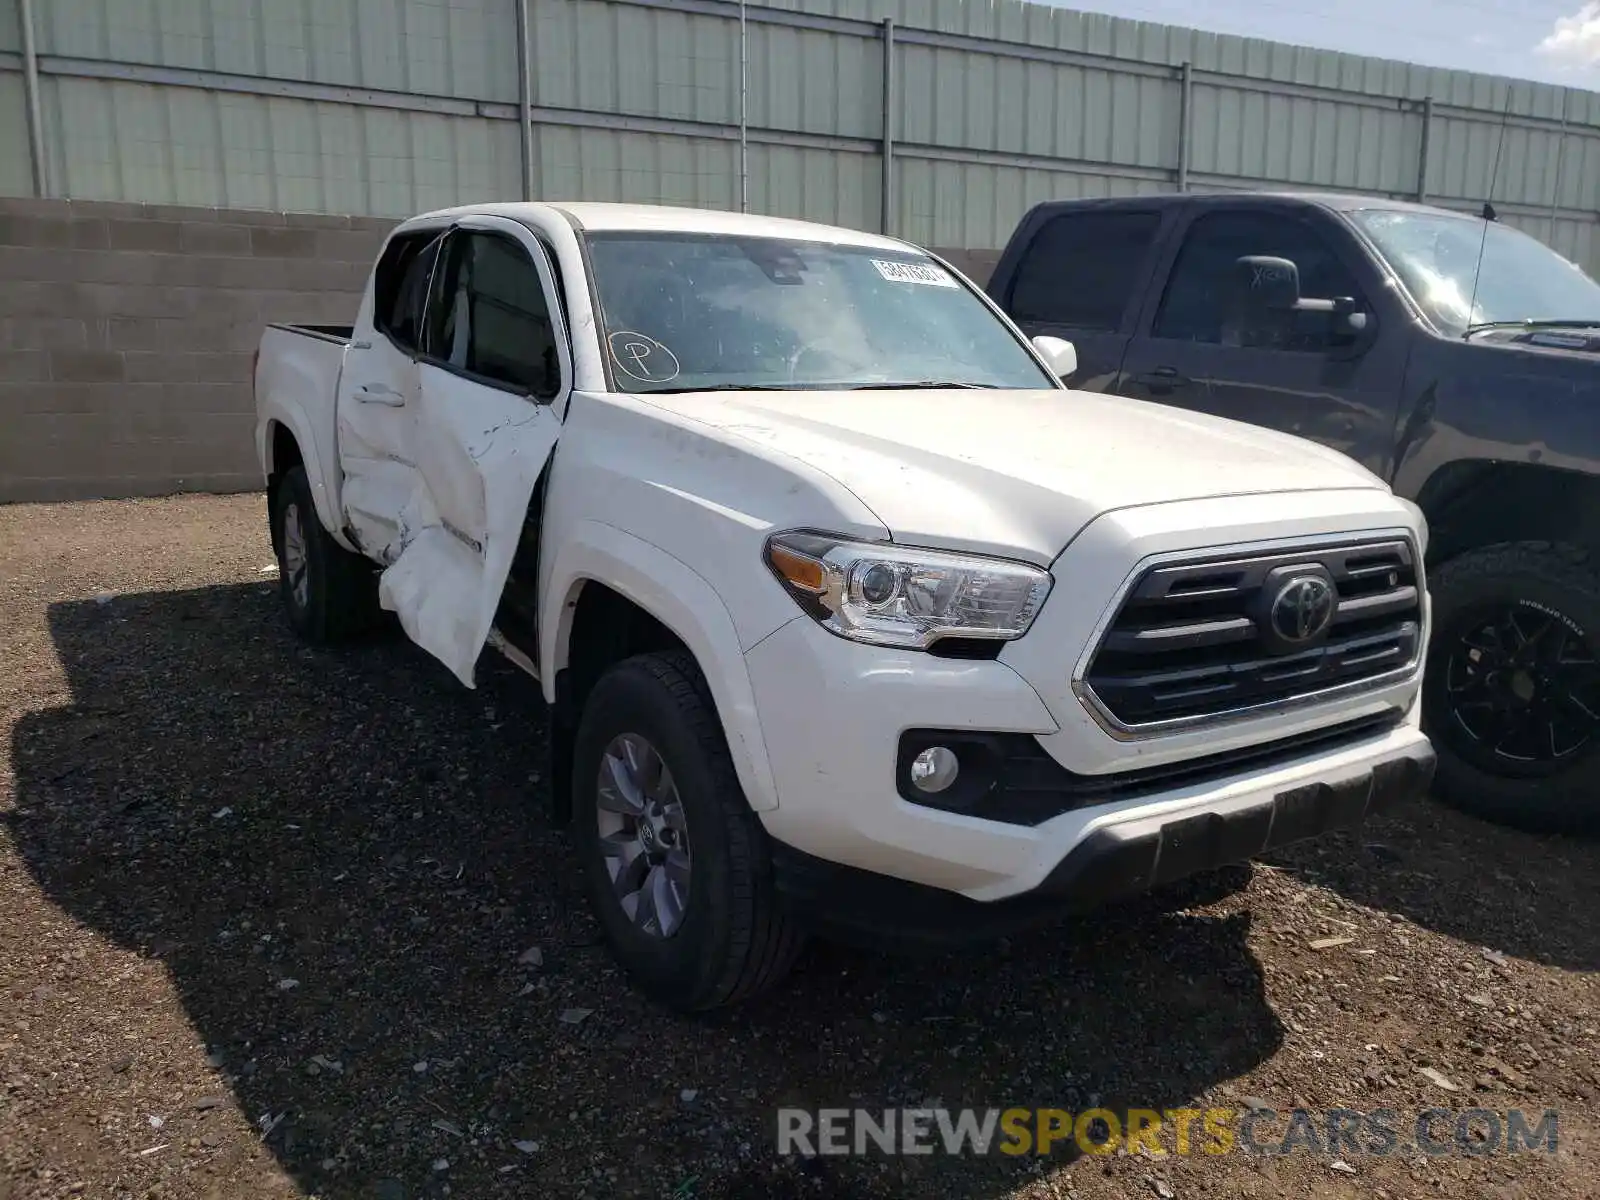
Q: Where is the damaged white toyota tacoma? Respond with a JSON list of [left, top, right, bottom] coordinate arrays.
[[254, 202, 1436, 1011]]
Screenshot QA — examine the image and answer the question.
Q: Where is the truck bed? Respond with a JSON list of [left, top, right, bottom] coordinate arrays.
[[255, 322, 354, 544]]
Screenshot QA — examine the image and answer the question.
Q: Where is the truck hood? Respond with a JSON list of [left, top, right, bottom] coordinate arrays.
[[641, 387, 1388, 563]]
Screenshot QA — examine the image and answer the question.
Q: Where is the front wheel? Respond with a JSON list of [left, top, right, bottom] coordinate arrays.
[[1422, 541, 1600, 834], [571, 651, 805, 1011]]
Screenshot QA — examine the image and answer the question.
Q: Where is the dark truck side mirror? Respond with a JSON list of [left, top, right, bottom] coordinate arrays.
[[1229, 256, 1368, 348], [1233, 255, 1301, 310]]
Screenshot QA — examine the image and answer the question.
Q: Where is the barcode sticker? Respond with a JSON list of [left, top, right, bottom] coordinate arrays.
[[870, 259, 959, 288]]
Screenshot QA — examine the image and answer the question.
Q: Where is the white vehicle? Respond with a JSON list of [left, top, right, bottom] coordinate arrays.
[[254, 202, 1436, 1011]]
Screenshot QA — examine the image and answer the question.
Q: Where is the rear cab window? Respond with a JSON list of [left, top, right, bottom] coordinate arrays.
[[372, 229, 446, 352], [1006, 210, 1163, 331]]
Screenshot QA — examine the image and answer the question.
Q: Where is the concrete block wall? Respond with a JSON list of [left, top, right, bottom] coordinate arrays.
[[0, 196, 392, 504], [0, 193, 999, 505]]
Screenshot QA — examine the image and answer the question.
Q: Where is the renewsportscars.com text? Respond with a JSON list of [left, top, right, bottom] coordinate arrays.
[[776, 1106, 1560, 1158]]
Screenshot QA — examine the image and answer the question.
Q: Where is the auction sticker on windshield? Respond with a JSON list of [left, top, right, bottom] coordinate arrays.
[[871, 259, 958, 288]]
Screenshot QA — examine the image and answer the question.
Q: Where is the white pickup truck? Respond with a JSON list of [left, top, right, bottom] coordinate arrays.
[[254, 201, 1436, 1011]]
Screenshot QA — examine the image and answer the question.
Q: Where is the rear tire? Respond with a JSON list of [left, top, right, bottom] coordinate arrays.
[[571, 651, 805, 1011], [270, 465, 379, 644], [1423, 541, 1600, 834]]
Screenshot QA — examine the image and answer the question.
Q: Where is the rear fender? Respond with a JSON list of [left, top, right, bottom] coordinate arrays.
[[255, 333, 359, 554], [256, 409, 356, 553]]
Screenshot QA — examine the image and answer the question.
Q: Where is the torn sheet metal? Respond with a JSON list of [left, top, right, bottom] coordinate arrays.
[[333, 344, 424, 565], [377, 364, 559, 688]]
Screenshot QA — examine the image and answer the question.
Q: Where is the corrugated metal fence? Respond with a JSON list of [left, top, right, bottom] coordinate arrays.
[[2, 0, 1599, 264]]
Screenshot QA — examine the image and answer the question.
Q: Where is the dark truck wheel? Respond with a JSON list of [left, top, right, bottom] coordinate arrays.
[[270, 465, 380, 644], [1422, 541, 1600, 834], [571, 651, 805, 1011]]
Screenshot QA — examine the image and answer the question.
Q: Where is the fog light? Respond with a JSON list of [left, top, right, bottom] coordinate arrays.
[[909, 746, 960, 793]]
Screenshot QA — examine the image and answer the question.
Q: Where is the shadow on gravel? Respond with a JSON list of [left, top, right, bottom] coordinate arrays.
[[1266, 796, 1600, 974], [10, 582, 1284, 1200]]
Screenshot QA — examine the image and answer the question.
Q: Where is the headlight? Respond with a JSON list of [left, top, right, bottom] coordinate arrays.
[[763, 531, 1052, 650]]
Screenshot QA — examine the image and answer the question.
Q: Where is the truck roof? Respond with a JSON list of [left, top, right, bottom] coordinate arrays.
[[1019, 190, 1476, 221], [403, 200, 918, 252]]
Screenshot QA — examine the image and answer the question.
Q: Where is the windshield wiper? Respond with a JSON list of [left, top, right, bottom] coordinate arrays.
[[842, 380, 998, 391], [1464, 319, 1600, 338], [635, 380, 1004, 394]]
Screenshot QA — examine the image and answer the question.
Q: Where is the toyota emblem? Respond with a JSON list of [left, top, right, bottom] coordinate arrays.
[[1269, 575, 1336, 644]]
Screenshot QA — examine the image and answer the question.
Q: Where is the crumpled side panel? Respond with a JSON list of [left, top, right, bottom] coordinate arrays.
[[375, 372, 558, 689], [378, 526, 485, 687]]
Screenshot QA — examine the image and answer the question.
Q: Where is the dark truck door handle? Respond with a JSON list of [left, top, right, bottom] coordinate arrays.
[[1131, 366, 1190, 395]]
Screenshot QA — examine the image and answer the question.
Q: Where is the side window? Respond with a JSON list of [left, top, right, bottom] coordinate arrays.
[[373, 231, 444, 352], [423, 231, 561, 399], [1153, 210, 1366, 350], [1006, 211, 1162, 331]]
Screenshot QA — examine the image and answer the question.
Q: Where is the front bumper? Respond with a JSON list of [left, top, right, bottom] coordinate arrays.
[[745, 613, 1433, 907], [769, 738, 1434, 948]]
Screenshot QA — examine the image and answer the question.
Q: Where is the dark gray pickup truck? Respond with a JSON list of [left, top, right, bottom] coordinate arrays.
[[988, 191, 1600, 834]]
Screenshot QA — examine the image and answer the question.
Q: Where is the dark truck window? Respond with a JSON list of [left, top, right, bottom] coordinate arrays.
[[374, 230, 444, 352], [1349, 207, 1600, 337], [1154, 210, 1365, 350], [424, 231, 560, 399], [1007, 210, 1161, 331]]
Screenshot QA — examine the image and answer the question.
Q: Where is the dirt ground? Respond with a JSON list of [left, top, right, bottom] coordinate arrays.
[[0, 494, 1597, 1200]]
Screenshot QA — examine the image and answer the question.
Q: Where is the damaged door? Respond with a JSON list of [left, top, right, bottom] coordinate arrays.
[[336, 227, 443, 561], [377, 216, 570, 688]]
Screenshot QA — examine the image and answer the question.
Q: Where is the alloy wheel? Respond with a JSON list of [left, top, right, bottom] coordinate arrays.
[[595, 732, 692, 938], [1442, 602, 1600, 769]]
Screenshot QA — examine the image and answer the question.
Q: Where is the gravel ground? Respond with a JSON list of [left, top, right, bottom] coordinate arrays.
[[1, 494, 1598, 1200]]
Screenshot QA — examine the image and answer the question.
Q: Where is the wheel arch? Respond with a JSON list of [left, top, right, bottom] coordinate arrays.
[[1416, 460, 1600, 567], [257, 412, 354, 553], [540, 522, 782, 821], [264, 420, 304, 559]]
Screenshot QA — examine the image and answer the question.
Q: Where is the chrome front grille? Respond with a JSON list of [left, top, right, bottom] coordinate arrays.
[[1080, 537, 1423, 732]]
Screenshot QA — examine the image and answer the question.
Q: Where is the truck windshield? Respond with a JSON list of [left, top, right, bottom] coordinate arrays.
[[581, 232, 1056, 393], [1348, 208, 1600, 337]]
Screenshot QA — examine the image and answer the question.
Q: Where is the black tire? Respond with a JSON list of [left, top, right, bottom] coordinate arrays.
[[270, 464, 380, 644], [1423, 541, 1600, 835], [571, 651, 805, 1011]]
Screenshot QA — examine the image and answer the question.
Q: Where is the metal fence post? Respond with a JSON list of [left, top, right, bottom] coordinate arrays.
[[20, 0, 48, 198], [1415, 96, 1433, 203], [1548, 92, 1570, 244], [739, 0, 749, 212], [1177, 60, 1192, 193], [881, 17, 895, 235], [516, 0, 535, 200]]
